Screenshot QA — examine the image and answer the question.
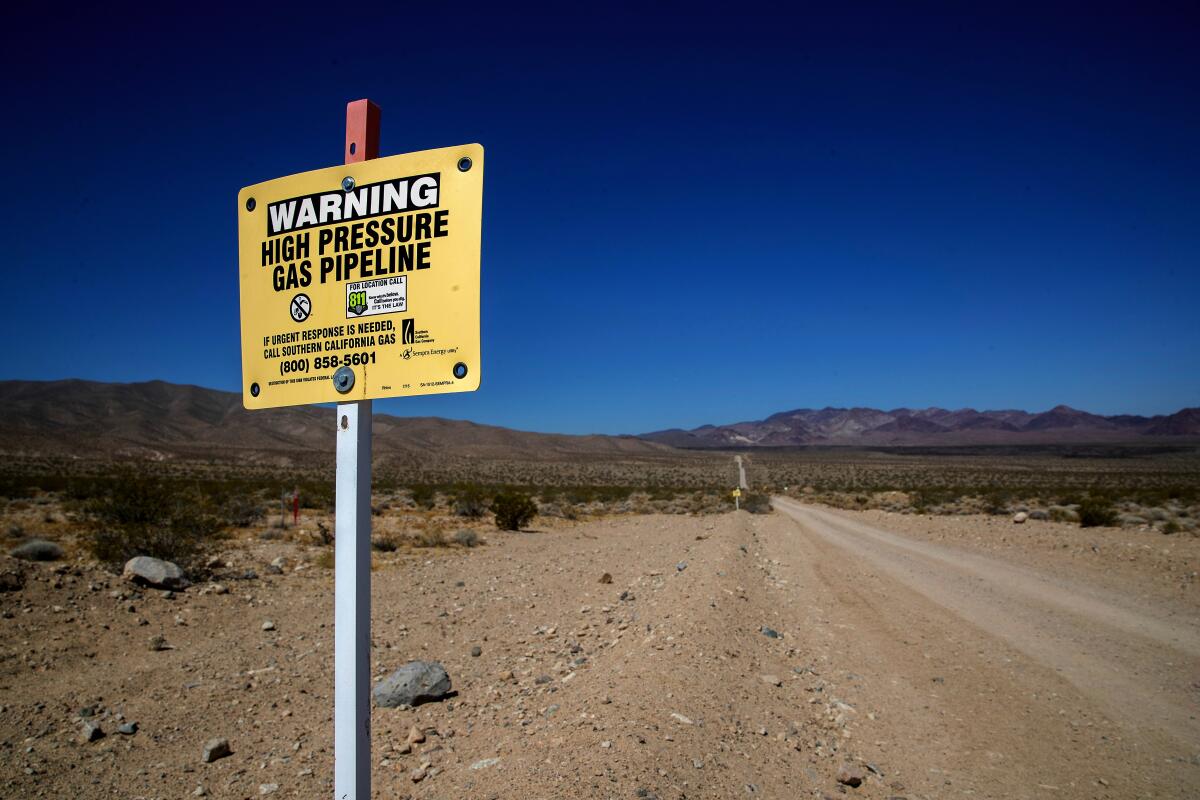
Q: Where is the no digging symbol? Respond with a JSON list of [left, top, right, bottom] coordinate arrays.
[[290, 293, 312, 323]]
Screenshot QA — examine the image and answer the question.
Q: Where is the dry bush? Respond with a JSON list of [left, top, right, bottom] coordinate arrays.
[[1079, 498, 1117, 528], [372, 534, 399, 552], [10, 539, 63, 561], [492, 492, 537, 531], [83, 474, 225, 570], [452, 485, 488, 518], [453, 529, 480, 547], [413, 527, 447, 548]]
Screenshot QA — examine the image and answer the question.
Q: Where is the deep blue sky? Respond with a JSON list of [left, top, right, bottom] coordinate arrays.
[[1, 3, 1197, 434]]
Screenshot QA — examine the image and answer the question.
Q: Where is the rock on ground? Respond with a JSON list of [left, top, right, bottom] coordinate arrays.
[[202, 738, 231, 763], [372, 661, 452, 708], [123, 556, 188, 590]]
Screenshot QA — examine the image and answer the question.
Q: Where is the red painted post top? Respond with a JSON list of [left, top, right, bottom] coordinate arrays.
[[345, 99, 381, 164]]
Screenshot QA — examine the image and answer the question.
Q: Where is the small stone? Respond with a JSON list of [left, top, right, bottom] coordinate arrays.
[[693, 759, 704, 769], [148, 634, 170, 651], [676, 561, 687, 571], [670, 712, 694, 725], [470, 757, 500, 770], [600, 740, 612, 749], [598, 572, 613, 584], [534, 675, 552, 685], [81, 721, 105, 743], [760, 626, 780, 639], [193, 787, 208, 797], [1012, 511, 1029, 524], [210, 583, 228, 595], [406, 725, 426, 744], [396, 742, 412, 755], [262, 620, 276, 631], [202, 738, 231, 763], [374, 661, 452, 708], [836, 764, 865, 787], [117, 722, 139, 735], [410, 765, 427, 783], [259, 784, 279, 795], [761, 674, 782, 687], [470, 645, 482, 657], [271, 557, 286, 568]]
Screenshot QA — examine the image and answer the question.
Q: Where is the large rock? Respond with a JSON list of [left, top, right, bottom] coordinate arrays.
[[372, 661, 452, 708], [123, 556, 188, 590]]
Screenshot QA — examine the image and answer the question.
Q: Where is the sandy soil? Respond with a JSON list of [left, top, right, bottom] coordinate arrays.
[[2, 506, 1198, 799]]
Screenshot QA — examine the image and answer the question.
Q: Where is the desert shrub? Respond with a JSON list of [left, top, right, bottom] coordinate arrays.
[[314, 551, 334, 569], [413, 527, 447, 548], [492, 491, 537, 531], [83, 474, 225, 569], [742, 493, 773, 514], [1162, 519, 1182, 535], [1078, 498, 1117, 528], [10, 539, 63, 561], [1048, 505, 1080, 523], [453, 485, 488, 518], [220, 494, 263, 528], [372, 534, 399, 552], [410, 485, 437, 509], [300, 483, 335, 512], [453, 528, 480, 547]]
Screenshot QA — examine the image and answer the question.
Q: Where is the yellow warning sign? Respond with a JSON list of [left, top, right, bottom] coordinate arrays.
[[237, 144, 483, 409], [732, 489, 742, 498]]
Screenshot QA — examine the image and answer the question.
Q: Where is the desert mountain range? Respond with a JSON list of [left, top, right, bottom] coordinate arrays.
[[0, 380, 1196, 464], [642, 404, 1200, 448]]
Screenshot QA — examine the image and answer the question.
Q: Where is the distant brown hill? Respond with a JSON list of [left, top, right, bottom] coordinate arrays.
[[2, 381, 1195, 468], [641, 404, 1200, 448], [0, 379, 676, 468]]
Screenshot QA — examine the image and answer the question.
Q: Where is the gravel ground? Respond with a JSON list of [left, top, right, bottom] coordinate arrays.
[[1, 507, 1197, 798]]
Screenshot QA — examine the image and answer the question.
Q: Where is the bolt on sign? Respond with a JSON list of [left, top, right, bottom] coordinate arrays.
[[237, 145, 483, 408]]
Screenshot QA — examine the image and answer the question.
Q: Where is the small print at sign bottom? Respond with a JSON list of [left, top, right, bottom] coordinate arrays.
[[346, 276, 407, 318]]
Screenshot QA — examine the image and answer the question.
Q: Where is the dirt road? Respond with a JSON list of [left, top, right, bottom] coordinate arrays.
[[772, 499, 1200, 798], [3, 505, 1198, 798]]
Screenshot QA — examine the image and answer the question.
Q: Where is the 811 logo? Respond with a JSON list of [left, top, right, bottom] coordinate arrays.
[[347, 290, 369, 316]]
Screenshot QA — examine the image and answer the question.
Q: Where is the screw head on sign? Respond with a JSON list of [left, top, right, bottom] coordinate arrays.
[[457, 157, 472, 172], [453, 362, 469, 379], [245, 197, 256, 211], [333, 366, 355, 394], [341, 176, 355, 192], [250, 382, 260, 397]]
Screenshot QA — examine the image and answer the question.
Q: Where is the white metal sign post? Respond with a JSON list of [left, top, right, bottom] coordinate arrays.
[[334, 99, 379, 800], [236, 97, 484, 800]]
